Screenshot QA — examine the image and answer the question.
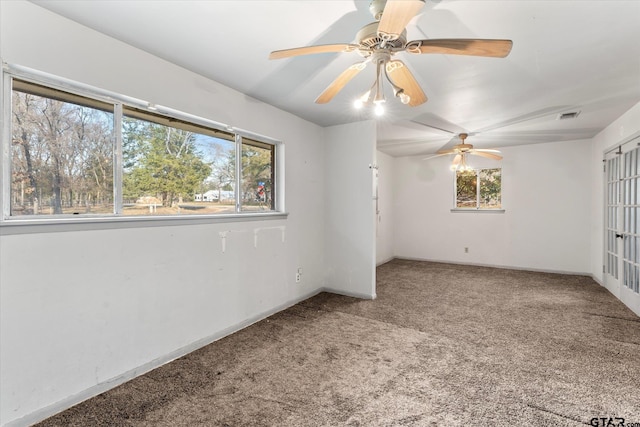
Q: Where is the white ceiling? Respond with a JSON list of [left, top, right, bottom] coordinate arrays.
[[31, 0, 640, 157]]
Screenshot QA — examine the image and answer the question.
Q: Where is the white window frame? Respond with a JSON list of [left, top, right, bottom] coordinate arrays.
[[451, 167, 505, 213], [1, 63, 286, 232]]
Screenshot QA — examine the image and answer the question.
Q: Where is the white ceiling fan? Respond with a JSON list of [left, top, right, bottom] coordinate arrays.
[[268, 0, 513, 108], [423, 133, 502, 171]]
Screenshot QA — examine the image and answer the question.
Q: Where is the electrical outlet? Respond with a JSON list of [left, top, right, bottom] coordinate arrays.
[[295, 273, 301, 283], [464, 247, 469, 253]]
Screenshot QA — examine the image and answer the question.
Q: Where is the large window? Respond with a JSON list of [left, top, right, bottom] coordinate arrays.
[[10, 80, 115, 216], [455, 168, 502, 209], [4, 74, 280, 220]]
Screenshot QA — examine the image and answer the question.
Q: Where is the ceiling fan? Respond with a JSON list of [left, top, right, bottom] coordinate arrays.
[[268, 0, 513, 108], [423, 133, 502, 171]]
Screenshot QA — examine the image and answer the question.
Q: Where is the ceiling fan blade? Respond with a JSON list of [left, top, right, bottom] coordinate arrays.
[[452, 154, 462, 165], [385, 60, 427, 106], [377, 0, 425, 40], [410, 39, 513, 58], [315, 62, 367, 104], [471, 151, 503, 160], [269, 44, 359, 60], [472, 148, 501, 153], [436, 148, 457, 155]]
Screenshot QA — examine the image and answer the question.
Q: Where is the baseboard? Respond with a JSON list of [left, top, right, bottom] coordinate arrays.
[[321, 287, 376, 300], [4, 287, 324, 427], [392, 256, 592, 277], [376, 257, 394, 267]]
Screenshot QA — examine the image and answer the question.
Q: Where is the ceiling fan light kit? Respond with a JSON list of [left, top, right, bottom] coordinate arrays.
[[425, 133, 503, 171], [353, 51, 413, 115], [450, 154, 473, 172], [268, 0, 513, 115]]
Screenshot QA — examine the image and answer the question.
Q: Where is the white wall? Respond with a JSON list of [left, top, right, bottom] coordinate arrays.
[[324, 121, 377, 299], [0, 2, 329, 426], [376, 150, 394, 265], [590, 101, 640, 285], [392, 139, 592, 274]]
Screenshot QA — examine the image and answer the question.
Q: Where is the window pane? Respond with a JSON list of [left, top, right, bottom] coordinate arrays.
[[195, 137, 237, 214], [479, 168, 502, 209], [122, 110, 236, 215], [11, 82, 114, 216], [241, 139, 275, 212], [456, 170, 477, 208]]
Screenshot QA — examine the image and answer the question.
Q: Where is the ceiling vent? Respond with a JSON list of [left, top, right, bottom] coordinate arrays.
[[558, 111, 581, 120]]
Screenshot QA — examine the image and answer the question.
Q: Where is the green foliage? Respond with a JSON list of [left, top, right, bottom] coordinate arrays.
[[456, 168, 501, 209], [123, 118, 212, 205], [456, 170, 477, 208], [479, 168, 501, 208], [241, 143, 273, 206]]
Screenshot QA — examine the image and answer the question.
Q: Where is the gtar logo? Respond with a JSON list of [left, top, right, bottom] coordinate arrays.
[[590, 418, 625, 427]]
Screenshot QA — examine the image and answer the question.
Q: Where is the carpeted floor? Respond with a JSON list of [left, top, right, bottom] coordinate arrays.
[[36, 260, 640, 426]]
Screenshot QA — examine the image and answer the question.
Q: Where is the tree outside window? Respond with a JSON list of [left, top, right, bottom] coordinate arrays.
[[8, 77, 279, 219], [241, 139, 274, 211], [455, 168, 501, 209], [11, 87, 114, 216]]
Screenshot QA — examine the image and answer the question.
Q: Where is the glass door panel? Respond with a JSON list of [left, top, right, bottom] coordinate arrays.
[[605, 154, 620, 285]]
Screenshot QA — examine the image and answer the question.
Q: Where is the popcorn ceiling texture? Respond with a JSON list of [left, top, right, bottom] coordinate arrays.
[[36, 259, 640, 426]]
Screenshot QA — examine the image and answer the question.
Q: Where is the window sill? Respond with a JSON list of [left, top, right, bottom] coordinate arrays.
[[0, 212, 288, 235], [450, 209, 505, 214]]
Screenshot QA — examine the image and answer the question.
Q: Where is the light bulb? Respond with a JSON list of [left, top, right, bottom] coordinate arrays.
[[450, 164, 458, 171], [374, 102, 385, 116], [398, 92, 411, 105], [354, 90, 372, 109]]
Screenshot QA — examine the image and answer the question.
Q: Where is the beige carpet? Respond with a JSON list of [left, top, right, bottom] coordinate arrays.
[[36, 260, 640, 426]]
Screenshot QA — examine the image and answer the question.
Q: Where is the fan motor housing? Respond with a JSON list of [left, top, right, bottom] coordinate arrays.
[[356, 22, 407, 51], [369, 0, 387, 20]]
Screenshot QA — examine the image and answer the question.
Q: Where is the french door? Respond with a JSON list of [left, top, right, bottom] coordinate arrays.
[[604, 137, 640, 316]]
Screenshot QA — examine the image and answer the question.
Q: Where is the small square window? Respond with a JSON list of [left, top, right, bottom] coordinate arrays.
[[455, 168, 502, 209]]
